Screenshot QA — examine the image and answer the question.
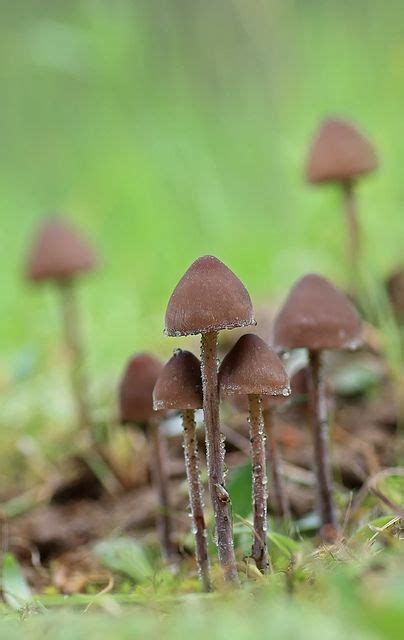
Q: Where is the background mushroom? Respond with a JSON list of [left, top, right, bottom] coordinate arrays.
[[306, 118, 378, 284], [26, 216, 98, 432], [119, 353, 177, 562], [219, 334, 290, 572], [165, 255, 255, 584], [153, 349, 211, 591], [273, 274, 363, 542]]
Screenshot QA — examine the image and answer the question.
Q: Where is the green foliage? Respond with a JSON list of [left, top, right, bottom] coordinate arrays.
[[1, 554, 32, 611], [94, 538, 153, 583]]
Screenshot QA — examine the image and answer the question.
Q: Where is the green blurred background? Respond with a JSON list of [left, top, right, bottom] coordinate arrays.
[[1, 0, 403, 378]]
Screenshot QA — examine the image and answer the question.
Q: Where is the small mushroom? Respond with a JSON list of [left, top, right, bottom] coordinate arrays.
[[153, 349, 211, 591], [165, 256, 255, 584], [119, 353, 177, 562], [273, 274, 363, 542], [306, 118, 378, 281], [386, 267, 404, 322], [219, 334, 290, 572], [26, 217, 98, 431]]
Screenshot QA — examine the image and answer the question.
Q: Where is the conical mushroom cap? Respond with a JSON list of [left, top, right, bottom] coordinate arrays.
[[219, 334, 290, 397], [26, 217, 98, 282], [231, 364, 305, 412], [119, 354, 163, 424], [165, 256, 255, 336], [306, 118, 378, 184], [273, 274, 363, 352], [153, 349, 203, 411]]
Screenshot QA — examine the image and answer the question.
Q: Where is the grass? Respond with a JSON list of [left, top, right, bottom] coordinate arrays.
[[0, 1, 403, 637]]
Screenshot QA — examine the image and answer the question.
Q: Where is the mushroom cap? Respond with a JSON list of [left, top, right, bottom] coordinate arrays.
[[26, 217, 98, 282], [119, 353, 163, 424], [273, 274, 363, 352], [386, 267, 404, 320], [306, 118, 378, 184], [219, 334, 290, 397], [153, 349, 203, 411], [231, 364, 306, 413], [165, 255, 255, 336]]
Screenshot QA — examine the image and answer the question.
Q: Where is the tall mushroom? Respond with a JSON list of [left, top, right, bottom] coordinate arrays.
[[165, 256, 255, 584], [273, 274, 363, 542], [306, 118, 378, 280], [153, 349, 211, 591], [119, 353, 177, 562], [25, 217, 98, 431], [219, 334, 290, 573]]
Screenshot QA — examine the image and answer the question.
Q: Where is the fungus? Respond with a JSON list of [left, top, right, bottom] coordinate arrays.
[[26, 217, 98, 431], [273, 274, 362, 542], [165, 256, 255, 583], [306, 118, 378, 279], [119, 353, 177, 562], [153, 349, 211, 591], [219, 334, 290, 572]]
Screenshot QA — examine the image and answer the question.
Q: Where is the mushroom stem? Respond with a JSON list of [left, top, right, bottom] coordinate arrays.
[[58, 279, 92, 431], [200, 332, 239, 585], [307, 351, 338, 542], [182, 409, 211, 591], [148, 419, 176, 562], [248, 394, 269, 573], [263, 408, 290, 525], [342, 180, 360, 278]]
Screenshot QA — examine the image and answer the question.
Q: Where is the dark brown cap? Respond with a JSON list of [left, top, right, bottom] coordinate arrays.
[[231, 364, 306, 413], [273, 274, 363, 352], [165, 256, 255, 336], [119, 353, 163, 424], [219, 334, 290, 397], [306, 118, 378, 184], [153, 349, 203, 411], [386, 267, 404, 320], [26, 217, 98, 282]]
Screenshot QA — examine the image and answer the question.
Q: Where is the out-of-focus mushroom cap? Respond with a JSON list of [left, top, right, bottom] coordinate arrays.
[[119, 354, 164, 424], [273, 274, 363, 352], [219, 334, 290, 397], [386, 267, 404, 320], [306, 118, 378, 184], [165, 256, 255, 336], [153, 349, 203, 411], [26, 218, 98, 282]]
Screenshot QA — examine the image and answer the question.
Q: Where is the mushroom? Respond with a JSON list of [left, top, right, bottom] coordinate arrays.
[[26, 217, 98, 431], [165, 256, 255, 584], [119, 353, 177, 562], [273, 274, 363, 542], [386, 267, 404, 322], [153, 349, 211, 591], [219, 334, 290, 572], [306, 118, 378, 279]]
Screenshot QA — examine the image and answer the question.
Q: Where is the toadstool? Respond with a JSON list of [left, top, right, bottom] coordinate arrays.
[[153, 349, 211, 591], [164, 256, 255, 583], [219, 334, 290, 572], [119, 353, 177, 562], [273, 274, 362, 542]]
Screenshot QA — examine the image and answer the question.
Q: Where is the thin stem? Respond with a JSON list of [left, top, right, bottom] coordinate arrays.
[[342, 180, 360, 280], [182, 409, 211, 591], [308, 351, 338, 542], [58, 280, 91, 431], [248, 394, 269, 573], [200, 332, 239, 585], [148, 419, 177, 562], [263, 407, 291, 524]]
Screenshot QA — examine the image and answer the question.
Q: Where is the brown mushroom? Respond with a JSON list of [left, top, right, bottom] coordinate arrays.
[[219, 334, 290, 572], [26, 217, 98, 432], [273, 274, 363, 542], [165, 256, 255, 584], [153, 349, 211, 591], [386, 267, 404, 322], [306, 118, 378, 282], [119, 353, 177, 562]]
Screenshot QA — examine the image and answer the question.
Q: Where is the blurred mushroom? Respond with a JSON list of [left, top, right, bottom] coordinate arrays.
[[273, 274, 363, 542], [119, 353, 177, 562], [153, 349, 211, 591], [386, 267, 404, 322], [26, 217, 98, 431], [306, 118, 378, 281], [219, 334, 290, 572], [165, 256, 255, 584]]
